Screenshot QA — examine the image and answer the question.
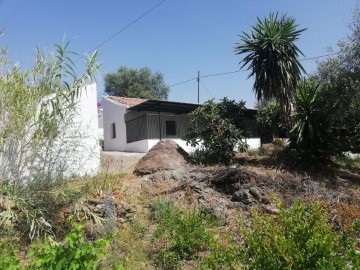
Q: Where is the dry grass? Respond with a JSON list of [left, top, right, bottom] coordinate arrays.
[[335, 201, 360, 233]]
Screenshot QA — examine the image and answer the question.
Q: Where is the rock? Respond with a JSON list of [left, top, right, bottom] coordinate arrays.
[[232, 202, 250, 211], [117, 207, 127, 216], [133, 140, 189, 175], [125, 212, 135, 219], [96, 204, 104, 210], [231, 190, 256, 205], [261, 196, 270, 204], [93, 207, 102, 214], [118, 218, 126, 223], [87, 198, 103, 204], [103, 198, 117, 219], [249, 187, 262, 201], [263, 205, 280, 215]]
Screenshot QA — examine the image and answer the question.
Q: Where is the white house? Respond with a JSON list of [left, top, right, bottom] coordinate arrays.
[[0, 83, 100, 183], [102, 96, 261, 153], [102, 96, 200, 153]]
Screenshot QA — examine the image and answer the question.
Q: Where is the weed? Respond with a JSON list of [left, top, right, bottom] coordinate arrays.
[[29, 223, 110, 270], [240, 200, 360, 270], [152, 201, 217, 269], [101, 218, 152, 270], [0, 238, 20, 270], [335, 156, 360, 171], [198, 234, 243, 270]]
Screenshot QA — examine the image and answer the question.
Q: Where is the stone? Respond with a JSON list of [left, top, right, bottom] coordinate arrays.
[[103, 198, 117, 219], [125, 212, 135, 218], [263, 205, 280, 215], [118, 218, 126, 223], [93, 207, 102, 214], [95, 204, 104, 210], [249, 187, 262, 201], [261, 196, 270, 204], [231, 190, 256, 205]]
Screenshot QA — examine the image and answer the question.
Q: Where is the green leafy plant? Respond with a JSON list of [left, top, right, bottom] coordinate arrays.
[[256, 100, 282, 142], [0, 238, 20, 270], [0, 37, 100, 241], [290, 80, 325, 157], [240, 200, 360, 270], [104, 66, 169, 100], [29, 223, 110, 270], [198, 235, 243, 270], [314, 6, 360, 155], [152, 201, 217, 269], [184, 98, 248, 165]]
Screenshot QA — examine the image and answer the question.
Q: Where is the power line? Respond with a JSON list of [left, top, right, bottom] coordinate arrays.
[[200, 80, 215, 99], [299, 51, 341, 61], [201, 69, 245, 78], [75, 0, 167, 62], [169, 51, 342, 88], [170, 77, 197, 87]]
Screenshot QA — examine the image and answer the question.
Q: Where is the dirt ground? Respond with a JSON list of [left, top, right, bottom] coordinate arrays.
[[100, 147, 360, 234], [101, 151, 145, 173]]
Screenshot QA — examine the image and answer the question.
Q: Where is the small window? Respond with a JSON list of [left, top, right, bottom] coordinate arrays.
[[111, 123, 116, 139], [166, 121, 176, 136]]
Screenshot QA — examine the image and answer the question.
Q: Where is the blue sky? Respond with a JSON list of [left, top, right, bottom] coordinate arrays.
[[0, 0, 357, 108]]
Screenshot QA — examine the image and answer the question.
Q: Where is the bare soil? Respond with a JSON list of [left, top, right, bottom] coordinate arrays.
[[101, 144, 360, 232]]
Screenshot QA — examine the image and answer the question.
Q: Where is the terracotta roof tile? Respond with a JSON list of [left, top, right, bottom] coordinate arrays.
[[106, 96, 147, 106]]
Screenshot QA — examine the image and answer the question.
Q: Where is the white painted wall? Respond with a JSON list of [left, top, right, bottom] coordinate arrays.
[[49, 83, 101, 178], [70, 83, 100, 176], [243, 138, 261, 150], [0, 83, 100, 183], [125, 138, 199, 153], [102, 97, 128, 151]]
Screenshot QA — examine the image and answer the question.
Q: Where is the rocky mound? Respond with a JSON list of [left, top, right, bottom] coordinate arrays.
[[133, 140, 189, 175]]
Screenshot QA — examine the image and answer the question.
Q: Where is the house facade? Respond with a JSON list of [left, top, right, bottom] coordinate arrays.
[[103, 96, 261, 153], [102, 96, 200, 153]]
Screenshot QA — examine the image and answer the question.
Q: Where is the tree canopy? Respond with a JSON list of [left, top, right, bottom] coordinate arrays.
[[312, 6, 360, 154], [235, 12, 306, 123], [104, 66, 169, 100]]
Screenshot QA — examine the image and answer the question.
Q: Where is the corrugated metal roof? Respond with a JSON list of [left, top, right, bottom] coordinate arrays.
[[128, 100, 201, 114], [106, 96, 147, 106]]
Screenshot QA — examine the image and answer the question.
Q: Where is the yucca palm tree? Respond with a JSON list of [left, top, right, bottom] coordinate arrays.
[[291, 80, 325, 156], [235, 12, 306, 123]]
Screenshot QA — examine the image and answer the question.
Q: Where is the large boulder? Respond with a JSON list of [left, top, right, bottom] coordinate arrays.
[[133, 140, 189, 175]]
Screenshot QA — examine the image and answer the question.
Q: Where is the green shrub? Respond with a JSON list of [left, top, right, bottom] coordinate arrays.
[[152, 201, 216, 269], [0, 239, 20, 270], [184, 98, 248, 165], [29, 223, 110, 270], [198, 237, 243, 270], [241, 201, 360, 270]]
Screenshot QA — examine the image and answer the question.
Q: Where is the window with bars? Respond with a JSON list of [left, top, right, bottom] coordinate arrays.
[[111, 123, 116, 139], [166, 121, 176, 136]]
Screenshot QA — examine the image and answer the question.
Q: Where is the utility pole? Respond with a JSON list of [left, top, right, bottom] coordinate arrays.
[[197, 70, 200, 103]]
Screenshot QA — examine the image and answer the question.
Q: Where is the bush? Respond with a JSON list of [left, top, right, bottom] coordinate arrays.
[[198, 236, 243, 270], [290, 80, 326, 158], [184, 98, 248, 165], [241, 201, 360, 270], [152, 201, 217, 269], [0, 238, 20, 270], [29, 223, 110, 270]]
